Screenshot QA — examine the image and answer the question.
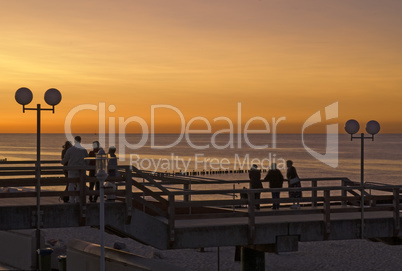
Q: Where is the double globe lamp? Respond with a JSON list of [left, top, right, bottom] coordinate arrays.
[[15, 87, 62, 267], [345, 119, 380, 140], [344, 119, 380, 239], [15, 87, 62, 111]]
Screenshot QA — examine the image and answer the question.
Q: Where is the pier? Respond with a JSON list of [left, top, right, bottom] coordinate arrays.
[[0, 160, 401, 270]]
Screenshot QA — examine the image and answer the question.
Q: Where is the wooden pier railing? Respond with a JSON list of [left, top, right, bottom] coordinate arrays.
[[0, 160, 132, 226], [129, 167, 401, 243], [0, 160, 401, 244]]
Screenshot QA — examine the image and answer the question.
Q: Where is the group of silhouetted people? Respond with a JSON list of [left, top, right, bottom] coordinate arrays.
[[61, 135, 117, 204], [248, 160, 302, 210]]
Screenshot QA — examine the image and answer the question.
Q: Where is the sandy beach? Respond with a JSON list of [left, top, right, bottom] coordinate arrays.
[[42, 227, 402, 271]]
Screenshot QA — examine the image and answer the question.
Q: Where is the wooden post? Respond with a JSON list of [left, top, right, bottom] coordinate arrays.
[[183, 181, 190, 202], [125, 168, 133, 224], [168, 194, 175, 246], [312, 180, 317, 207], [247, 192, 256, 244], [79, 170, 87, 226], [393, 188, 400, 237], [232, 184, 236, 213], [323, 189, 330, 240], [188, 179, 192, 215], [341, 179, 347, 207]]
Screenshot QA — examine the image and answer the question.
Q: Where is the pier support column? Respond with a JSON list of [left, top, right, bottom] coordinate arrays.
[[241, 246, 265, 271]]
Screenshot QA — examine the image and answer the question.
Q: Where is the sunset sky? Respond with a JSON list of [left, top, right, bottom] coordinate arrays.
[[1, 0, 401, 134]]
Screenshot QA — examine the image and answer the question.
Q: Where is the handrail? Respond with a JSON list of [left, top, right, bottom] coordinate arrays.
[[131, 181, 168, 205], [167, 185, 402, 196], [146, 175, 351, 185], [0, 160, 61, 165], [131, 166, 170, 194]]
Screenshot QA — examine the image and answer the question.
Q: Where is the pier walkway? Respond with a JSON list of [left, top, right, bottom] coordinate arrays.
[[0, 161, 401, 268]]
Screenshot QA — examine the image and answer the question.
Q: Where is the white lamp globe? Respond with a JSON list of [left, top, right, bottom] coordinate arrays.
[[15, 87, 33, 105], [44, 88, 62, 106], [345, 119, 360, 135], [366, 120, 380, 135]]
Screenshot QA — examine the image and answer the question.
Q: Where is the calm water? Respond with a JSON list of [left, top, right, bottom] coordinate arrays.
[[0, 133, 401, 186]]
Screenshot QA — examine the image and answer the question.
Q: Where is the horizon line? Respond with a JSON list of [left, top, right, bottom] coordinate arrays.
[[0, 132, 399, 135]]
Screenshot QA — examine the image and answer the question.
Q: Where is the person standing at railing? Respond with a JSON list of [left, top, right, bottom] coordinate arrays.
[[249, 164, 263, 209], [286, 160, 302, 209], [105, 146, 117, 202], [61, 136, 89, 203], [61, 141, 72, 177], [88, 141, 100, 203], [264, 163, 284, 210], [60, 141, 72, 203]]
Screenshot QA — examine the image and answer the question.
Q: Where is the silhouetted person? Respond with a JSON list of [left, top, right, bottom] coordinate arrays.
[[107, 146, 117, 177], [287, 160, 302, 209], [88, 141, 100, 203], [61, 141, 72, 177], [105, 146, 118, 201], [264, 163, 284, 210], [61, 136, 88, 203], [248, 164, 263, 209], [61, 141, 72, 203], [240, 186, 248, 208]]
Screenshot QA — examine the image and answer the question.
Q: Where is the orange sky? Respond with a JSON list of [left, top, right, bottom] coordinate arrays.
[[1, 0, 401, 134]]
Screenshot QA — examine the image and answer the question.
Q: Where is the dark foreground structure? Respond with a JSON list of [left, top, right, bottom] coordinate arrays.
[[1, 161, 401, 270]]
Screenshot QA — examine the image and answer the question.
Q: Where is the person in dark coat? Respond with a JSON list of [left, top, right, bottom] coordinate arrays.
[[264, 163, 284, 209], [61, 141, 72, 177], [88, 141, 100, 203], [105, 146, 118, 201], [61, 136, 88, 203], [60, 141, 72, 203], [286, 160, 302, 209], [248, 164, 263, 209]]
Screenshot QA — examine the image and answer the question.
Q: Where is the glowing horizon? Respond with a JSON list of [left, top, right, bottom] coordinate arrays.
[[1, 1, 402, 134]]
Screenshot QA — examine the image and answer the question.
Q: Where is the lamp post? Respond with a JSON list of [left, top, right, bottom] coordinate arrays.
[[95, 148, 108, 271], [345, 119, 380, 239], [87, 149, 117, 271], [15, 87, 62, 269]]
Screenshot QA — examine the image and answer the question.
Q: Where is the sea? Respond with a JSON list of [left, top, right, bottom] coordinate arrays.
[[0, 133, 401, 185]]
